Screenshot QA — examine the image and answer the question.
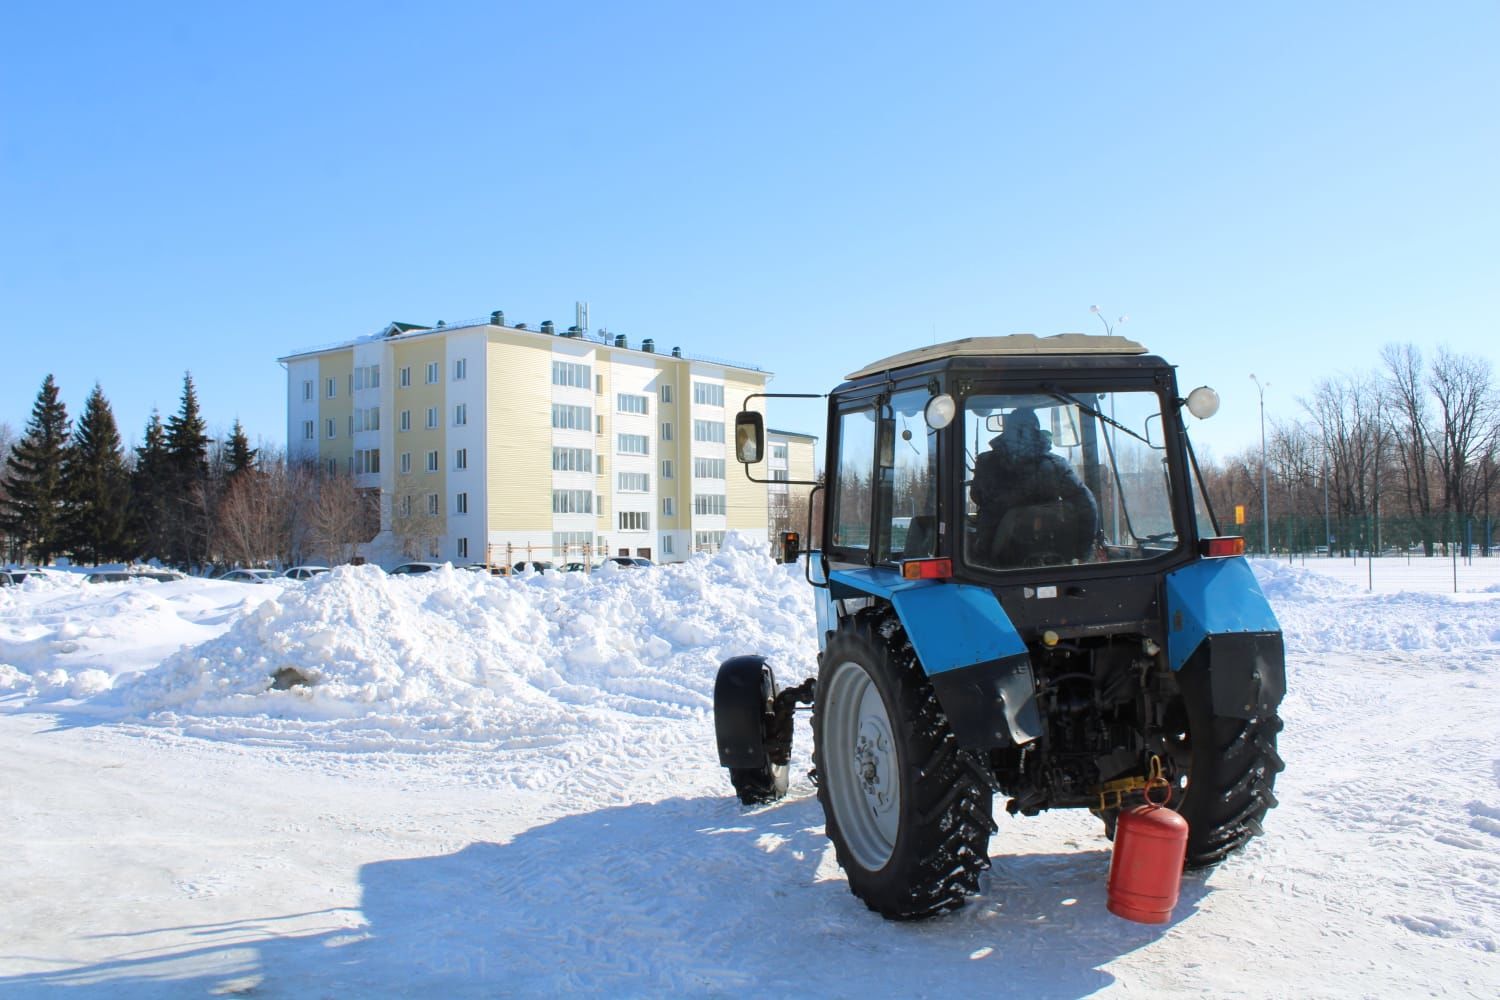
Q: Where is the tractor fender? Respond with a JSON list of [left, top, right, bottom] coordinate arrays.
[[1165, 557, 1286, 719], [829, 568, 1042, 750], [714, 655, 777, 768]]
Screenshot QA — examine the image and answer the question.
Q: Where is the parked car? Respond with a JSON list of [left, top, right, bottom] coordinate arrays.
[[560, 562, 590, 573], [282, 566, 330, 580], [1, 568, 46, 586], [86, 568, 186, 584], [511, 560, 555, 574], [459, 564, 501, 574], [389, 562, 444, 575], [597, 556, 654, 569], [218, 568, 279, 583]]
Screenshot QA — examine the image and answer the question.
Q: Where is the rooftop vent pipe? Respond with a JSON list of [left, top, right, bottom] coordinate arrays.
[[614, 334, 627, 348], [642, 338, 655, 353], [671, 346, 682, 358], [541, 320, 555, 335], [490, 310, 505, 326]]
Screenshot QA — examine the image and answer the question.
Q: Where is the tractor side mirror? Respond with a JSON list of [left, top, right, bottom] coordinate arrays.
[[735, 411, 765, 464]]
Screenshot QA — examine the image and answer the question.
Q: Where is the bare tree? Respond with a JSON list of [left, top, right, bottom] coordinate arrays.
[[1301, 372, 1391, 555], [1381, 343, 1437, 553], [217, 467, 287, 568], [390, 484, 442, 560], [1426, 347, 1499, 523], [306, 473, 377, 565]]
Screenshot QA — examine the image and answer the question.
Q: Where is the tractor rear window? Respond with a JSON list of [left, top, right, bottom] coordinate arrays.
[[963, 389, 1180, 570]]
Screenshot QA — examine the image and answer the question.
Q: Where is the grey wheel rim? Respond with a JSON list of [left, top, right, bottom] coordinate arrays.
[[822, 657, 901, 871]]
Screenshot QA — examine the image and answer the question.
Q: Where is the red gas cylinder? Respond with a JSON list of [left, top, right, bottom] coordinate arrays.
[[1107, 788, 1189, 924]]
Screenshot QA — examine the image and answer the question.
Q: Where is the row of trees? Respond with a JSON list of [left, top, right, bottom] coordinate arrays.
[[1199, 343, 1499, 556], [0, 374, 376, 569]]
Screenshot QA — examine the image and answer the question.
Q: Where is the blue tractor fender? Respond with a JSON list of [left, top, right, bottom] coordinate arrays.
[[827, 567, 1042, 750], [1164, 557, 1286, 718]]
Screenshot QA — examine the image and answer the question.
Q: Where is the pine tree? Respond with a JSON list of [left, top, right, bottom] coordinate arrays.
[[0, 374, 72, 564], [225, 420, 258, 479], [129, 411, 172, 562], [60, 383, 132, 565], [164, 373, 211, 567]]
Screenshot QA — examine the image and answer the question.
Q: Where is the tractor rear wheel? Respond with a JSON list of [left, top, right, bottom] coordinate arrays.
[[813, 614, 994, 919], [1164, 661, 1285, 867]]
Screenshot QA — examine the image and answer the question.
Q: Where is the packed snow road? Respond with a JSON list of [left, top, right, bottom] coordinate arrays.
[[1, 548, 1497, 997]]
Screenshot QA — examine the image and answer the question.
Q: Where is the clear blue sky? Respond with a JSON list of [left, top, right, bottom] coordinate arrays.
[[4, 2, 1496, 463]]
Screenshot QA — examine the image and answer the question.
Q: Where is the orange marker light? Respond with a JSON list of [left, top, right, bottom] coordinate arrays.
[[1199, 536, 1246, 558], [901, 558, 953, 580]]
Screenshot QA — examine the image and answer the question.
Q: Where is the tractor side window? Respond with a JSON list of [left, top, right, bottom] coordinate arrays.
[[830, 406, 877, 553], [882, 388, 939, 561]]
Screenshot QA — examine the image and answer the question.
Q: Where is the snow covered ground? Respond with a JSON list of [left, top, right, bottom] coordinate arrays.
[[2, 547, 1497, 998]]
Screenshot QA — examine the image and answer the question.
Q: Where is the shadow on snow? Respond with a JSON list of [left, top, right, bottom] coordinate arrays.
[[0, 795, 1209, 997]]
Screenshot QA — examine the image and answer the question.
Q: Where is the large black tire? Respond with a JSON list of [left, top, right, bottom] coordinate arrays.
[[1165, 660, 1285, 868], [813, 614, 994, 920]]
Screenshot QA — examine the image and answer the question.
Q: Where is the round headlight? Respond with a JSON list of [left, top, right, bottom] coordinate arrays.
[[924, 393, 956, 430], [1185, 386, 1220, 420]]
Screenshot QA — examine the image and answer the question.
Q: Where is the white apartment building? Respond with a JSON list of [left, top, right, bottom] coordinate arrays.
[[281, 314, 772, 566]]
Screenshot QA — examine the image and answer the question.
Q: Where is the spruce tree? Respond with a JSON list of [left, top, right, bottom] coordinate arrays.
[[129, 411, 172, 562], [61, 383, 131, 565], [0, 374, 72, 564], [164, 373, 211, 567], [225, 419, 257, 479]]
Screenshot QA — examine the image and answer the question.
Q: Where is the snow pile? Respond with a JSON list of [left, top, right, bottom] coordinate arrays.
[[106, 536, 816, 744], [1249, 558, 1359, 601]]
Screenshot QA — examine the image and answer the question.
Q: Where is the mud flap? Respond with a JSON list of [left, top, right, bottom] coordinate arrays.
[[1196, 631, 1286, 720], [928, 652, 1043, 750]]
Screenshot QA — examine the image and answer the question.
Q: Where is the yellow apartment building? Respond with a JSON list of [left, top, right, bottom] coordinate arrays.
[[280, 313, 774, 567]]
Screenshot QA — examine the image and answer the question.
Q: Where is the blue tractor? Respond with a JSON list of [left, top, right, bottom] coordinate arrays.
[[715, 334, 1285, 919]]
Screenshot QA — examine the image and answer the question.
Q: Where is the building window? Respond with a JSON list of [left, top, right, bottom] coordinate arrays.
[[456, 492, 468, 514], [660, 422, 672, 441], [425, 362, 439, 384], [662, 497, 675, 517], [694, 493, 727, 516], [617, 434, 649, 456], [661, 534, 675, 555], [552, 489, 593, 514], [454, 403, 467, 426], [552, 360, 590, 388], [302, 380, 313, 401], [325, 418, 336, 439], [695, 530, 726, 553], [354, 449, 380, 475], [619, 511, 650, 531], [617, 393, 649, 415], [454, 358, 467, 381], [596, 373, 604, 396], [661, 460, 673, 479], [302, 420, 314, 440], [693, 457, 726, 479], [324, 377, 336, 399], [400, 409, 411, 432], [618, 472, 649, 492], [455, 448, 467, 470], [693, 420, 725, 444], [354, 364, 380, 390], [693, 382, 725, 407], [457, 537, 468, 559], [426, 450, 438, 473], [552, 446, 593, 472], [427, 493, 439, 516], [399, 366, 411, 388], [553, 531, 594, 557], [426, 407, 438, 429], [353, 407, 380, 432], [596, 415, 604, 435], [772, 469, 789, 482], [400, 452, 411, 474], [326, 458, 337, 476], [552, 404, 592, 431], [399, 495, 412, 518], [660, 384, 673, 404], [771, 443, 789, 462]]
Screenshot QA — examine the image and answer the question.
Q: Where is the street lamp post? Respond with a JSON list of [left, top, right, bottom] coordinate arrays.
[[1250, 374, 1271, 556]]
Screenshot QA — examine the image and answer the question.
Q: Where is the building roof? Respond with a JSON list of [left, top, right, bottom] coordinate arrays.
[[767, 428, 819, 441], [845, 333, 1148, 380], [279, 317, 770, 375]]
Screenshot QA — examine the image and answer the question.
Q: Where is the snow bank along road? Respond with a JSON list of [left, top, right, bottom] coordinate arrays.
[[1, 547, 1498, 997]]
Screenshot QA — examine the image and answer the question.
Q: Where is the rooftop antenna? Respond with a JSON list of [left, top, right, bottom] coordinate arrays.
[[576, 301, 589, 339]]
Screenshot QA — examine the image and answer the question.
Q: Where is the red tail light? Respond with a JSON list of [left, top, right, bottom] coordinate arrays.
[[901, 558, 953, 580], [1199, 536, 1246, 558]]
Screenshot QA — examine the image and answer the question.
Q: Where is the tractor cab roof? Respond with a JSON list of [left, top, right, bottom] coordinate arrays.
[[846, 333, 1149, 381]]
